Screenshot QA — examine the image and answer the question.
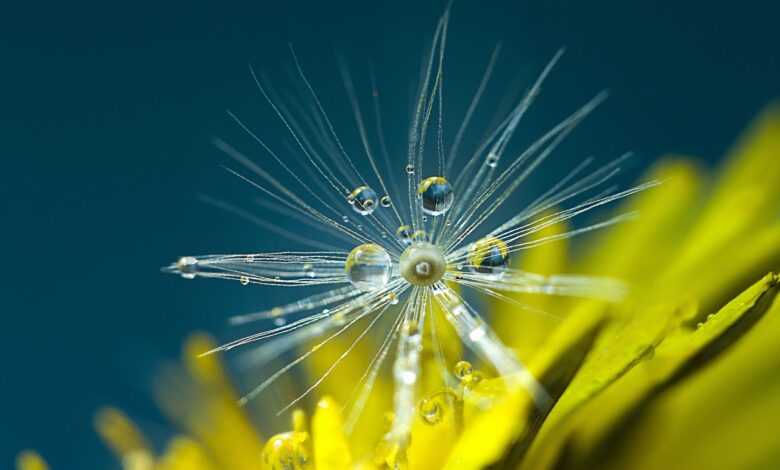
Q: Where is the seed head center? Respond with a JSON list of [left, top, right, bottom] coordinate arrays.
[[399, 242, 446, 286]]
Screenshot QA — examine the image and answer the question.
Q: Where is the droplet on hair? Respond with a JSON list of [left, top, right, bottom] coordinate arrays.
[[468, 236, 510, 277], [239, 276, 250, 286], [486, 152, 498, 168], [405, 164, 415, 175], [418, 176, 454, 216], [396, 225, 413, 245], [348, 186, 378, 215], [345, 243, 392, 291], [175, 256, 199, 279], [380, 195, 392, 207]]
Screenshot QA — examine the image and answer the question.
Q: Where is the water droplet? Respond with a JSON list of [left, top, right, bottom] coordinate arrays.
[[486, 152, 499, 168], [405, 164, 415, 175], [345, 243, 392, 291], [418, 176, 454, 216], [454, 361, 473, 380], [418, 398, 443, 425], [348, 185, 378, 215], [386, 291, 399, 305], [302, 263, 315, 278], [412, 230, 429, 242], [380, 195, 392, 207], [175, 256, 199, 279], [422, 215, 428, 222], [396, 225, 413, 245], [239, 276, 250, 286], [468, 236, 509, 277], [245, 254, 255, 263], [273, 317, 287, 326], [261, 432, 310, 470], [342, 215, 350, 223]]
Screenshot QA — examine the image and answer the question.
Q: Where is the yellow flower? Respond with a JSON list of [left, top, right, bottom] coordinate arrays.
[[19, 105, 780, 469]]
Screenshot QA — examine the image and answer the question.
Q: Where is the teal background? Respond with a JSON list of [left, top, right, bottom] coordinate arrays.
[[1, 0, 777, 467]]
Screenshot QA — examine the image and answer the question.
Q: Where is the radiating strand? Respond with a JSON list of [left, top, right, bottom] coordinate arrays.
[[235, 282, 406, 373], [215, 140, 371, 244], [385, 287, 426, 445], [273, 299, 397, 415], [249, 66, 351, 197], [433, 284, 552, 410], [445, 42, 502, 175], [444, 93, 608, 251], [288, 44, 369, 188], [198, 195, 340, 251], [252, 197, 356, 246], [338, 55, 406, 227], [229, 285, 361, 325], [408, 9, 450, 233], [343, 299, 407, 434], [454, 270, 626, 302], [448, 277, 562, 320], [226, 110, 349, 222], [442, 49, 566, 239]]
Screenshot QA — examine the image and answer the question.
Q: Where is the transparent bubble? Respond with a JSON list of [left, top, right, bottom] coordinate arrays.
[[454, 360, 473, 380], [405, 164, 415, 175], [418, 398, 443, 425], [412, 230, 429, 242], [239, 276, 250, 286], [302, 263, 315, 278], [348, 186, 378, 215], [418, 176, 454, 216], [175, 256, 199, 279], [486, 152, 499, 168], [345, 243, 392, 291], [342, 215, 350, 223], [380, 195, 392, 208], [396, 225, 413, 245], [469, 236, 510, 277]]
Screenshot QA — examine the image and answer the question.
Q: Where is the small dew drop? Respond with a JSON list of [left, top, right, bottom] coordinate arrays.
[[349, 186, 378, 215], [418, 176, 454, 216], [176, 256, 199, 279], [405, 164, 415, 175], [386, 291, 399, 305], [302, 263, 315, 278], [454, 361, 473, 380], [380, 195, 392, 208], [418, 398, 443, 425], [412, 230, 429, 242], [486, 152, 499, 168], [239, 276, 250, 286], [345, 243, 392, 291], [396, 225, 413, 245], [422, 215, 428, 222], [468, 236, 510, 278], [273, 317, 287, 326], [245, 254, 255, 263], [342, 215, 350, 223]]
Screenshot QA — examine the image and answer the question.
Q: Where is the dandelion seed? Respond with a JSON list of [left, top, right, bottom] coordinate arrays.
[[165, 3, 656, 457]]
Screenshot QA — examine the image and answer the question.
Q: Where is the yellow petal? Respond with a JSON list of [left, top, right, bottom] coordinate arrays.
[[155, 334, 265, 470], [312, 397, 352, 470], [569, 273, 778, 467], [94, 407, 154, 466], [15, 451, 48, 470], [492, 211, 570, 360]]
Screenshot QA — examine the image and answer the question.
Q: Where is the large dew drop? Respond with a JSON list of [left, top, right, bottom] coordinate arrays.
[[418, 176, 454, 216], [348, 185, 378, 215], [345, 243, 392, 291], [468, 236, 510, 277]]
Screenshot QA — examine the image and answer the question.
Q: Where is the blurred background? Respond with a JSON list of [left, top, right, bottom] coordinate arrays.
[[0, 0, 778, 467]]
